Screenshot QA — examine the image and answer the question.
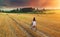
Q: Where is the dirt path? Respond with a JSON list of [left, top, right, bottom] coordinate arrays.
[[0, 14, 33, 37], [6, 15, 33, 37], [11, 14, 60, 37], [0, 13, 60, 37], [7, 14, 50, 37], [7, 14, 42, 37]]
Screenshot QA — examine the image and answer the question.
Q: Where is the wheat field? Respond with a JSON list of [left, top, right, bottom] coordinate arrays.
[[0, 13, 60, 37]]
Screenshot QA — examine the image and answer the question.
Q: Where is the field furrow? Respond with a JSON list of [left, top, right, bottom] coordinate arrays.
[[8, 15, 42, 37], [0, 13, 60, 37], [8, 14, 50, 37]]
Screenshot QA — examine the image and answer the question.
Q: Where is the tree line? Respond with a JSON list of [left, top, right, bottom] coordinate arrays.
[[0, 7, 46, 14]]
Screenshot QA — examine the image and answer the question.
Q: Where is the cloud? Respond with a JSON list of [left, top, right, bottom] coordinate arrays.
[[0, 0, 4, 6], [0, 0, 31, 7], [9, 0, 30, 6], [0, 0, 60, 9]]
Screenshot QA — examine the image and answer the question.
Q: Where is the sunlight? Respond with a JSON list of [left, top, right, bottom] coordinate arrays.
[[56, 0, 60, 9]]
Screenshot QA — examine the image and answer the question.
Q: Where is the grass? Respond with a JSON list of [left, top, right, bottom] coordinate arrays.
[[9, 13, 60, 37], [0, 11, 60, 37]]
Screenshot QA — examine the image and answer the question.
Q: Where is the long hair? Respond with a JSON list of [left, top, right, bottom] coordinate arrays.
[[33, 17, 36, 21]]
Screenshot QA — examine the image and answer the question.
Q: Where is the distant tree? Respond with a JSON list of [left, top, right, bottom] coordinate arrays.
[[16, 8, 19, 11], [10, 10, 16, 13], [0, 10, 1, 12], [20, 7, 35, 12]]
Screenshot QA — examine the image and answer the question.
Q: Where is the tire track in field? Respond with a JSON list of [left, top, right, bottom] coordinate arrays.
[[19, 16, 60, 32], [4, 15, 25, 37], [7, 15, 33, 37], [17, 16, 60, 33], [17, 17, 60, 37], [8, 20, 32, 37], [18, 15, 60, 37], [8, 15, 50, 37], [3, 15, 17, 37], [12, 15, 50, 37], [19, 20, 50, 37], [15, 18, 50, 37], [7, 15, 41, 37], [20, 21, 50, 37]]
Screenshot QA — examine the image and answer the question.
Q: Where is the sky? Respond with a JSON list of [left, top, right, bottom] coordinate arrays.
[[0, 0, 60, 10]]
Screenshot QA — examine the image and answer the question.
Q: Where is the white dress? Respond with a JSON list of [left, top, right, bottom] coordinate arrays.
[[32, 21, 36, 26]]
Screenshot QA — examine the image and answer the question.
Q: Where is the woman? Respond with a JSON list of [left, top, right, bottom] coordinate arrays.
[[31, 17, 37, 30]]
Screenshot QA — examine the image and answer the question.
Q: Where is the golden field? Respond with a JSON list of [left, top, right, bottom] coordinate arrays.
[[0, 13, 60, 37]]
